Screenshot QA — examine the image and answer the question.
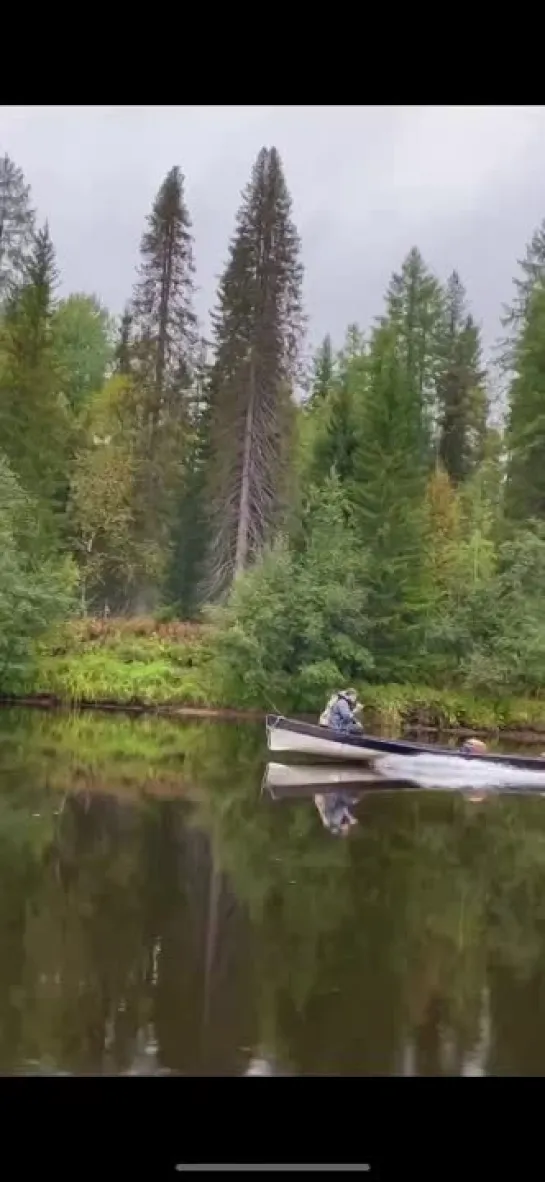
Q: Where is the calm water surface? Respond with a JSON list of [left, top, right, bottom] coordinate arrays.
[[0, 706, 545, 1076]]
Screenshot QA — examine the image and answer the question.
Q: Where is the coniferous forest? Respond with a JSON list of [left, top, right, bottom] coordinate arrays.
[[2, 144, 545, 725]]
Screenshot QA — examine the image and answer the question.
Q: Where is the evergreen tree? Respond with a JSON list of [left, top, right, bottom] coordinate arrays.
[[166, 341, 213, 616], [304, 341, 367, 491], [351, 321, 427, 674], [131, 165, 196, 424], [309, 334, 334, 404], [504, 284, 545, 522], [0, 154, 35, 303], [0, 223, 68, 527], [114, 305, 133, 375], [205, 146, 304, 598], [436, 272, 488, 484], [385, 246, 443, 452], [500, 219, 545, 371], [128, 165, 197, 610]]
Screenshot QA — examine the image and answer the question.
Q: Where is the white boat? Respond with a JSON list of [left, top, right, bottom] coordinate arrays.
[[266, 715, 377, 762]]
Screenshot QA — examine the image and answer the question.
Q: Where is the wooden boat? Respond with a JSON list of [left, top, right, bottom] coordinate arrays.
[[266, 714, 545, 772], [262, 762, 397, 800]]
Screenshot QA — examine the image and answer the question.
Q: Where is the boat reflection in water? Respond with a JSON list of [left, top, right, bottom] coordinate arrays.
[[244, 1050, 292, 1075], [262, 762, 408, 837]]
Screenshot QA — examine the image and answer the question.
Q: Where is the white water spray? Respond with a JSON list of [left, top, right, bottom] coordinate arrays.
[[374, 752, 545, 794]]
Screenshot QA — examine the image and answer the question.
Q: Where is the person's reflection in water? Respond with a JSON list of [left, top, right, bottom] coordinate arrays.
[[314, 793, 358, 836], [460, 737, 490, 804]]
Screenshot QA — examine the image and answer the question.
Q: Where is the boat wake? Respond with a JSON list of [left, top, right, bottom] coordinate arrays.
[[374, 752, 545, 794]]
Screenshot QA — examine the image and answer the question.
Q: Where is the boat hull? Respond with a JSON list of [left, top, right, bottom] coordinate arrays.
[[267, 720, 376, 762], [266, 715, 545, 771]]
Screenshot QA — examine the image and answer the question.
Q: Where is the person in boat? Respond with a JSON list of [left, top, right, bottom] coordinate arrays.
[[319, 688, 363, 734]]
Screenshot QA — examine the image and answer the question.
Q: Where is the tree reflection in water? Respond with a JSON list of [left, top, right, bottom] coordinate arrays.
[[1, 707, 545, 1073]]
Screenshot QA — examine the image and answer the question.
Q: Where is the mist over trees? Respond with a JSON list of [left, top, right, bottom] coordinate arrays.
[[2, 141, 545, 697]]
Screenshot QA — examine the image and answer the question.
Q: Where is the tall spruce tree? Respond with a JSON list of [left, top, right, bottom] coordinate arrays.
[[436, 271, 488, 484], [129, 165, 197, 609], [0, 222, 68, 527], [205, 146, 304, 598], [0, 153, 35, 303], [131, 165, 196, 422], [385, 246, 443, 453], [504, 283, 545, 522]]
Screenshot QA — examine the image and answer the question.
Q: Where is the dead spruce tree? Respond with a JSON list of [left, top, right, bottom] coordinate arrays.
[[205, 146, 304, 599]]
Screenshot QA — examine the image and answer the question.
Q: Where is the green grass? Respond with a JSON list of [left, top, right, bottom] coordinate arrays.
[[9, 617, 545, 735]]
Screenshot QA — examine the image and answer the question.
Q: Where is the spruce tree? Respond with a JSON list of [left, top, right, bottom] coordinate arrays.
[[309, 334, 334, 404], [385, 246, 443, 452], [351, 321, 427, 674], [131, 164, 196, 424], [205, 146, 304, 598], [0, 153, 35, 303], [436, 272, 488, 484], [504, 284, 545, 522], [500, 219, 545, 371], [0, 223, 68, 527], [114, 305, 133, 375], [166, 340, 213, 615], [129, 165, 197, 609], [304, 340, 367, 491]]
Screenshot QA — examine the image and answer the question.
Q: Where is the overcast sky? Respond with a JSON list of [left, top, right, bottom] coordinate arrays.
[[1, 105, 545, 361]]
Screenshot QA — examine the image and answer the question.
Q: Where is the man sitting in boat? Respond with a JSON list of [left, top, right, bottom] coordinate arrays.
[[319, 688, 363, 734]]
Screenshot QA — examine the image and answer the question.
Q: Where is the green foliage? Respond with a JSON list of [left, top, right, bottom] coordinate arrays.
[[349, 323, 428, 676], [437, 272, 488, 484], [0, 454, 77, 690], [0, 224, 71, 532], [0, 153, 35, 303], [210, 475, 372, 710], [3, 143, 545, 718], [505, 284, 545, 522], [51, 293, 115, 412]]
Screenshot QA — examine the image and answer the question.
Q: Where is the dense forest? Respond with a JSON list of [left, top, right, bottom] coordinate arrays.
[[2, 144, 545, 708]]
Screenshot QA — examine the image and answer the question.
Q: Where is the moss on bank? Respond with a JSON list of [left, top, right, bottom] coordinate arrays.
[[8, 616, 545, 737]]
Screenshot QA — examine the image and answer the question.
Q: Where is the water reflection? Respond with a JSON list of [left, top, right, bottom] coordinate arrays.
[[1, 707, 545, 1074]]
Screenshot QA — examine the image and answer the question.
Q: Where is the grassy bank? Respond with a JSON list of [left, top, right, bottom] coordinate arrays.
[[9, 616, 545, 739]]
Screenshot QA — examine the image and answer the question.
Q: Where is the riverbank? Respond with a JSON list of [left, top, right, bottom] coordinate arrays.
[[9, 616, 545, 740]]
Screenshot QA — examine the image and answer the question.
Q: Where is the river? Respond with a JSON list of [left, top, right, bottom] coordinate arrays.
[[1, 705, 545, 1076]]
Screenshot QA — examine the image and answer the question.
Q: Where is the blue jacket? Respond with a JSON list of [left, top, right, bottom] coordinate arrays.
[[327, 695, 362, 734]]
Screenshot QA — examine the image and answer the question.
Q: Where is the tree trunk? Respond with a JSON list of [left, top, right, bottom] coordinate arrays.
[[234, 357, 255, 576]]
